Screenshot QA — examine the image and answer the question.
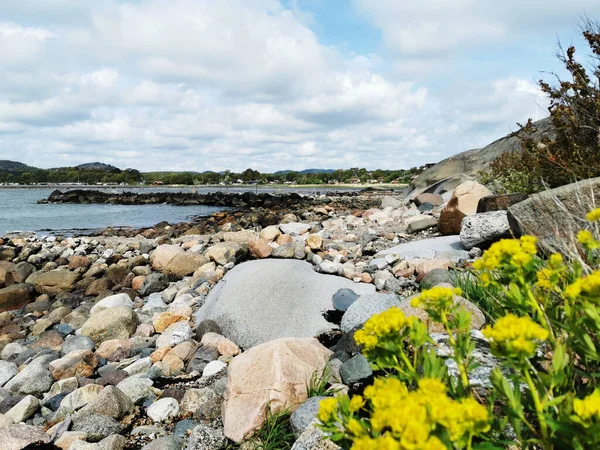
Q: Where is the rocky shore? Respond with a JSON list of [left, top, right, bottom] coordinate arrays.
[[0, 175, 584, 450]]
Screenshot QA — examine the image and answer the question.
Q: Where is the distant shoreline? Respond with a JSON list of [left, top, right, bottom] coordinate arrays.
[[0, 182, 408, 190]]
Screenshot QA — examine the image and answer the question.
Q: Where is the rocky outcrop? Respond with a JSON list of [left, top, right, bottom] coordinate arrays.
[[438, 181, 493, 235], [460, 211, 511, 250]]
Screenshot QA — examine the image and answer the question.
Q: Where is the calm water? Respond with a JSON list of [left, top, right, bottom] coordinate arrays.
[[0, 186, 362, 236]]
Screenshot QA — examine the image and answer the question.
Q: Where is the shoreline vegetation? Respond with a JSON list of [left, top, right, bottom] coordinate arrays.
[[0, 182, 408, 190]]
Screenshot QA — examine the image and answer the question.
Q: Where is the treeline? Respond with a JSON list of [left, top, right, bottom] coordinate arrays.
[[0, 167, 143, 185]]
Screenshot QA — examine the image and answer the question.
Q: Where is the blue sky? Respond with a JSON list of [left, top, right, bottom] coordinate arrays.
[[1, 0, 599, 172]]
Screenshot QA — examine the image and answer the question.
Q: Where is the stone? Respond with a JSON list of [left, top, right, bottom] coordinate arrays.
[[222, 337, 332, 442], [131, 275, 145, 291], [49, 349, 98, 380], [90, 293, 133, 314], [141, 436, 181, 450], [414, 193, 444, 207], [63, 335, 95, 355], [85, 278, 114, 297], [140, 273, 170, 296], [340, 293, 399, 333], [306, 234, 323, 250], [156, 322, 193, 348], [0, 283, 34, 312], [376, 235, 469, 262], [507, 177, 600, 253], [72, 385, 134, 423], [69, 433, 127, 449], [0, 424, 52, 450], [259, 225, 281, 242], [60, 384, 104, 411], [4, 354, 54, 396], [272, 243, 295, 259], [5, 262, 35, 285], [248, 238, 272, 259], [165, 253, 209, 279], [340, 354, 373, 385], [150, 244, 185, 272], [186, 423, 226, 450], [168, 341, 196, 362], [55, 431, 88, 450], [80, 306, 138, 345], [332, 288, 359, 312], [69, 255, 91, 270], [195, 320, 222, 341], [290, 396, 328, 437], [33, 270, 81, 296], [163, 353, 185, 373], [279, 223, 311, 236], [477, 193, 529, 213], [406, 215, 438, 233], [153, 312, 187, 333], [223, 230, 259, 243], [380, 196, 403, 208], [438, 181, 493, 235], [95, 339, 132, 362], [291, 419, 341, 450], [186, 346, 219, 374], [180, 388, 217, 416], [420, 268, 453, 289], [204, 242, 248, 265], [123, 357, 152, 376], [0, 361, 17, 387], [202, 360, 227, 377], [196, 260, 374, 349], [460, 211, 511, 250], [5, 395, 39, 422], [200, 332, 240, 356], [147, 397, 179, 422]]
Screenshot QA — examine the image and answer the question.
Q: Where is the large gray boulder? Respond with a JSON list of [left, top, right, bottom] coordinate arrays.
[[376, 235, 470, 262], [340, 293, 399, 333], [508, 177, 600, 254], [195, 260, 374, 349], [460, 211, 511, 250]]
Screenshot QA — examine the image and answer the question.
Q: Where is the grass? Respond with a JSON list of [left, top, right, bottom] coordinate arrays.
[[307, 364, 334, 398], [453, 271, 502, 322], [225, 407, 296, 450]]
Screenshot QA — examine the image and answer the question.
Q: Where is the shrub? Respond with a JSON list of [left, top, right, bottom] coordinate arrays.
[[479, 18, 600, 194], [318, 209, 600, 449]]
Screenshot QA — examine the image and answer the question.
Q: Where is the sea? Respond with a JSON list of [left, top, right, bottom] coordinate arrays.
[[0, 186, 361, 236]]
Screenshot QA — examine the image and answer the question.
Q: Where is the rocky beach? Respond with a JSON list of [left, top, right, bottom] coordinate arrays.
[[0, 174, 593, 450]]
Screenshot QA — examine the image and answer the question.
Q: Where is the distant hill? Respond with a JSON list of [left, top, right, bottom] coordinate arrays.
[[74, 162, 120, 172], [0, 160, 38, 172], [274, 169, 335, 175]]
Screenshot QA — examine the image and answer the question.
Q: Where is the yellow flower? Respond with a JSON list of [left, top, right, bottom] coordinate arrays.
[[574, 389, 600, 420], [482, 314, 548, 358], [347, 418, 364, 436], [565, 271, 600, 300], [317, 397, 338, 424], [536, 268, 554, 290], [418, 377, 447, 396], [472, 236, 537, 273], [549, 253, 563, 268], [349, 395, 365, 412], [577, 230, 600, 250], [587, 208, 600, 222], [410, 286, 461, 314], [354, 307, 412, 354]]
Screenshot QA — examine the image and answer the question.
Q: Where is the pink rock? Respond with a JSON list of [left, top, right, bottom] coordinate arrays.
[[200, 332, 240, 357]]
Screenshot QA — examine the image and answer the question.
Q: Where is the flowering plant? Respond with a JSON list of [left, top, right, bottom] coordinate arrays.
[[319, 208, 600, 449]]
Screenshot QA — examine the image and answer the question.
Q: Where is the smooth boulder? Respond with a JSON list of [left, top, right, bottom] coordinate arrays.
[[438, 181, 493, 235], [459, 211, 511, 250], [80, 306, 138, 344]]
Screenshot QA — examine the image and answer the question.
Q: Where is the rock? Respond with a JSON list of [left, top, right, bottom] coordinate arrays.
[[507, 177, 600, 253], [186, 423, 226, 450], [0, 283, 34, 312], [380, 196, 403, 209], [459, 211, 511, 250], [200, 332, 240, 356], [477, 193, 529, 213], [5, 395, 39, 422], [49, 349, 98, 380], [68, 434, 127, 449], [340, 354, 372, 385], [63, 335, 95, 355], [147, 397, 179, 422], [196, 260, 374, 349], [153, 311, 188, 333], [33, 270, 81, 296], [0, 361, 17, 387], [90, 293, 133, 314], [340, 293, 399, 333], [165, 253, 209, 279], [5, 262, 35, 285], [259, 226, 281, 242], [272, 244, 294, 259], [142, 436, 181, 450], [72, 385, 134, 423], [195, 320, 222, 341], [306, 234, 323, 250], [406, 215, 437, 233], [202, 360, 227, 377], [55, 431, 87, 450], [248, 239, 272, 259], [0, 424, 52, 450], [123, 357, 152, 376], [150, 244, 185, 272], [291, 419, 341, 450], [222, 337, 332, 442], [204, 242, 247, 265], [186, 346, 219, 374], [290, 396, 328, 437], [80, 306, 138, 344], [156, 322, 193, 348], [420, 268, 453, 289], [376, 235, 469, 262], [60, 384, 104, 411], [95, 339, 131, 361], [140, 273, 170, 296], [332, 288, 359, 312], [414, 193, 443, 207], [279, 223, 311, 236], [438, 181, 493, 235], [180, 388, 217, 416], [4, 354, 54, 396]]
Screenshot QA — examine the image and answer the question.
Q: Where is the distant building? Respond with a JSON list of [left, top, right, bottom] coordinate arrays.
[[349, 178, 360, 184], [153, 181, 164, 186]]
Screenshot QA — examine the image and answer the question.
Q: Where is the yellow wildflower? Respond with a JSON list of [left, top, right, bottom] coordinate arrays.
[[418, 377, 447, 396], [587, 208, 600, 222], [577, 230, 600, 250], [354, 307, 412, 353], [482, 314, 548, 358], [349, 395, 365, 412], [565, 271, 600, 300], [317, 397, 338, 424], [549, 253, 563, 268], [536, 268, 554, 290], [472, 236, 537, 272], [574, 389, 600, 420], [347, 418, 364, 436], [410, 286, 461, 313]]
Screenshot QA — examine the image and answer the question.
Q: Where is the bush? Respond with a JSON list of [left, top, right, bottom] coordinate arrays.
[[318, 209, 600, 449], [480, 18, 600, 194]]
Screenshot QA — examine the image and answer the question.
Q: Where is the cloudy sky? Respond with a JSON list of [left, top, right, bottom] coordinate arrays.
[[1, 0, 599, 172]]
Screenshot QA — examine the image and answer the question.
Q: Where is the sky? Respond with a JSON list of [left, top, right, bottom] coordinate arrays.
[[1, 0, 599, 173]]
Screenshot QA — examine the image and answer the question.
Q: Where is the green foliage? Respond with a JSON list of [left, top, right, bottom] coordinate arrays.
[[307, 364, 338, 398], [480, 19, 600, 194], [226, 408, 296, 450], [318, 209, 600, 449]]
